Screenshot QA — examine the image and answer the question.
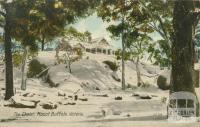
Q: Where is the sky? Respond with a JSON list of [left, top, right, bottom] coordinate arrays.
[[72, 13, 162, 49], [72, 13, 121, 49]]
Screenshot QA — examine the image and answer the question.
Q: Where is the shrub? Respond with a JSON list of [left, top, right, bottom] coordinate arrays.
[[12, 52, 22, 67], [27, 59, 47, 78], [103, 60, 119, 71]]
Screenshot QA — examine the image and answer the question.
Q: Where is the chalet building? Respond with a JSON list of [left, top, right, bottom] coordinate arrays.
[[66, 37, 116, 55]]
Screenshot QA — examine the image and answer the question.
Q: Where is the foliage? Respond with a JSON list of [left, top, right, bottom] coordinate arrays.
[[195, 22, 200, 47], [103, 60, 119, 71], [0, 0, 99, 50], [27, 59, 47, 78], [97, 0, 174, 67], [139, 0, 174, 67], [127, 32, 152, 61], [97, 0, 153, 61], [62, 27, 91, 42], [12, 52, 22, 67], [115, 49, 131, 61]]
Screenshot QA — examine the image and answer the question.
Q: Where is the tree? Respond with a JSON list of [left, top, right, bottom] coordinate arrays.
[[107, 22, 153, 87], [126, 1, 173, 94], [97, 0, 126, 90], [0, 0, 100, 100], [126, 33, 152, 87], [172, 0, 200, 116], [138, 0, 174, 67], [62, 27, 89, 41], [56, 27, 89, 73], [97, 0, 151, 89], [0, 1, 15, 100], [30, 0, 99, 51], [10, 0, 39, 91]]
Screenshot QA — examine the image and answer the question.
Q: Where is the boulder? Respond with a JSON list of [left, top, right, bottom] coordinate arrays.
[[37, 94, 47, 98], [21, 97, 40, 104], [46, 64, 70, 87], [62, 101, 76, 105], [93, 94, 108, 97], [139, 94, 152, 99], [67, 102, 76, 105], [58, 91, 66, 97], [111, 72, 121, 82], [115, 96, 122, 100], [157, 70, 170, 90], [112, 110, 121, 115], [22, 92, 36, 97], [4, 96, 37, 108], [74, 95, 78, 101], [151, 94, 158, 97], [39, 102, 57, 109], [132, 92, 140, 97], [78, 98, 88, 101]]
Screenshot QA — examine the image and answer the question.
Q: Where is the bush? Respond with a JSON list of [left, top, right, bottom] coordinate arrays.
[[27, 59, 47, 78], [13, 52, 22, 67], [103, 60, 119, 71]]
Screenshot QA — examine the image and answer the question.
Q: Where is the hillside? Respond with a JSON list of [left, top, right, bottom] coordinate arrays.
[[0, 51, 199, 126], [30, 51, 164, 92]]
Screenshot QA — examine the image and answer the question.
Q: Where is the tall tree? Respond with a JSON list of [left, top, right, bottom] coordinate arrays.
[[107, 23, 153, 87], [97, 0, 151, 89], [172, 0, 200, 116], [0, 0, 99, 100], [30, 0, 99, 51], [10, 0, 38, 91], [138, 0, 174, 67], [127, 33, 152, 87], [0, 1, 14, 100]]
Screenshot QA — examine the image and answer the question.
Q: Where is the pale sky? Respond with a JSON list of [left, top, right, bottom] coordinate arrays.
[[72, 13, 162, 49], [73, 13, 121, 48]]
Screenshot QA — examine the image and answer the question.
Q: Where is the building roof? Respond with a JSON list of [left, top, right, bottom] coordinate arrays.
[[65, 37, 115, 50]]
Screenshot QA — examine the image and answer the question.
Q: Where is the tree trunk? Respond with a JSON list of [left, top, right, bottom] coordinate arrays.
[[4, 5, 14, 100], [66, 52, 72, 73], [135, 57, 142, 87], [21, 48, 28, 90], [41, 35, 45, 51], [121, 15, 126, 90], [172, 1, 199, 116]]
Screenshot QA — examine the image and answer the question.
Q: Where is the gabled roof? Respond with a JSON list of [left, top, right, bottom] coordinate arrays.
[[90, 37, 109, 45], [63, 37, 115, 50], [89, 37, 114, 49]]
